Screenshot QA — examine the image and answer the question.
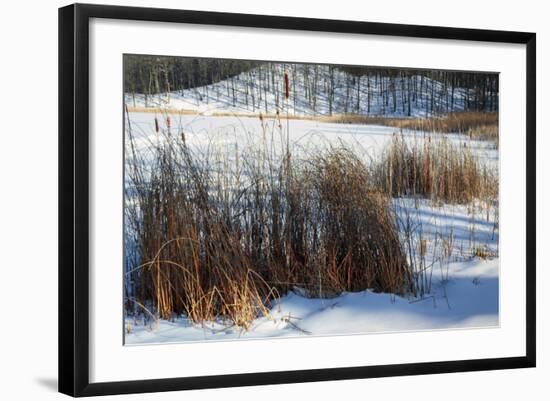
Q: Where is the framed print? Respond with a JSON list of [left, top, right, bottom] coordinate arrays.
[[58, 3, 536, 397]]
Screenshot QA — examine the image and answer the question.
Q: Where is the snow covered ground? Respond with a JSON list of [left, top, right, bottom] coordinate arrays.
[[126, 257, 498, 344], [124, 63, 484, 118], [124, 109, 499, 345], [125, 112, 498, 170], [128, 273, 498, 345]]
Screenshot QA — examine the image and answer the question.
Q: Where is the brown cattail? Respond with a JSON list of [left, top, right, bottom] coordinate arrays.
[[259, 112, 263, 122], [154, 116, 159, 134], [166, 116, 171, 130], [284, 70, 289, 100], [419, 239, 427, 258]]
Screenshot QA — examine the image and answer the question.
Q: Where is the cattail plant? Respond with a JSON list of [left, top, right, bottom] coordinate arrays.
[[373, 133, 498, 204], [284, 69, 290, 100], [154, 116, 159, 134], [124, 109, 416, 328]]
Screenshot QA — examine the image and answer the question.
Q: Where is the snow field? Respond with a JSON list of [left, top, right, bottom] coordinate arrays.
[[124, 109, 499, 344]]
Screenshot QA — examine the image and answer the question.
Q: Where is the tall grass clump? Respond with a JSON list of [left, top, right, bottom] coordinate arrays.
[[295, 149, 412, 297], [322, 111, 497, 133], [373, 133, 498, 205], [125, 124, 280, 328], [124, 112, 413, 328], [322, 111, 499, 147]]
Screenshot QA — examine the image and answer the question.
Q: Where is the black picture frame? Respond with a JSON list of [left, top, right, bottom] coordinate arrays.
[[58, 3, 536, 397]]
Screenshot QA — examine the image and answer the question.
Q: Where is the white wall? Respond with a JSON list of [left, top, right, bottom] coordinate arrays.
[[0, 0, 546, 399]]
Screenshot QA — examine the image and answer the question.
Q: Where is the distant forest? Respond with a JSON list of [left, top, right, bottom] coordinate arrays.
[[124, 55, 499, 115]]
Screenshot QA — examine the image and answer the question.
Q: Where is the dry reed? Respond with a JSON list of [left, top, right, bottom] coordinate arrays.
[[372, 133, 498, 204], [125, 113, 414, 327]]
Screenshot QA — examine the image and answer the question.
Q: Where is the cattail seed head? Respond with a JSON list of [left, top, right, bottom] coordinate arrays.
[[154, 116, 159, 134], [284, 70, 290, 100], [419, 239, 427, 258]]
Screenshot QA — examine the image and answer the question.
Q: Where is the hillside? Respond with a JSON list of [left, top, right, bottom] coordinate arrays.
[[125, 63, 498, 118]]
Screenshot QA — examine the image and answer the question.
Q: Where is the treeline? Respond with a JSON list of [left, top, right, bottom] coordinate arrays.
[[338, 66, 499, 114], [124, 55, 261, 95], [124, 55, 499, 115]]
